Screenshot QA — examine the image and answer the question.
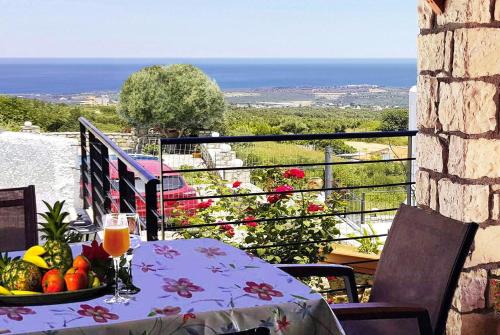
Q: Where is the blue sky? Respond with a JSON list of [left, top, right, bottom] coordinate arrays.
[[0, 0, 417, 58]]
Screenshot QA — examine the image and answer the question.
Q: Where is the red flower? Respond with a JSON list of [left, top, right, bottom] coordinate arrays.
[[152, 306, 181, 316], [232, 181, 242, 188], [197, 199, 213, 209], [154, 244, 180, 259], [243, 281, 283, 301], [162, 278, 204, 298], [0, 307, 35, 321], [276, 315, 291, 332], [243, 216, 258, 228], [283, 168, 305, 179], [82, 240, 110, 261], [307, 203, 324, 213], [219, 224, 235, 237], [182, 312, 196, 323], [77, 304, 119, 323], [267, 185, 294, 203]]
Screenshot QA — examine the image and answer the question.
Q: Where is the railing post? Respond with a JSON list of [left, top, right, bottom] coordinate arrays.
[[80, 123, 89, 209], [88, 132, 101, 226], [158, 138, 165, 240], [324, 146, 333, 200], [101, 145, 111, 213], [407, 135, 413, 206], [145, 179, 159, 241], [118, 160, 136, 213], [360, 192, 366, 229]]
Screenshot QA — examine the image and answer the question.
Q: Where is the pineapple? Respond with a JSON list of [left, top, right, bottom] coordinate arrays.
[[38, 201, 74, 274], [0, 252, 42, 291]]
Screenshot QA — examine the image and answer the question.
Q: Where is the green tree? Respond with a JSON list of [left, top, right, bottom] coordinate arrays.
[[379, 109, 408, 131], [118, 64, 225, 136]]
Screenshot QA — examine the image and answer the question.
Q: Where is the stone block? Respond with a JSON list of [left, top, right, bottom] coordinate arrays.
[[438, 178, 489, 222], [445, 309, 461, 335], [417, 76, 439, 129], [459, 312, 499, 335], [454, 28, 500, 77], [418, 0, 434, 29], [436, 0, 491, 25], [438, 81, 497, 134], [430, 178, 438, 211], [493, 194, 500, 221], [487, 277, 500, 309], [444, 31, 453, 73], [416, 170, 431, 206], [418, 32, 446, 72], [452, 269, 487, 312], [465, 225, 500, 267], [416, 134, 444, 172], [448, 136, 500, 179], [496, 0, 500, 21]]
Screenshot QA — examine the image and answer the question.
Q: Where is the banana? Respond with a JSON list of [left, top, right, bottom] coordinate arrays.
[[24, 245, 46, 258], [23, 255, 49, 269], [11, 290, 41, 295], [0, 285, 12, 295]]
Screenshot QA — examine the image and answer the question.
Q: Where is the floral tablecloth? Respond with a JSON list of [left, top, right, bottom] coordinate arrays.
[[1, 238, 344, 335]]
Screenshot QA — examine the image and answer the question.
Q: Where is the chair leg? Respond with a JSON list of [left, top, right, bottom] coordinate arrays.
[[417, 311, 432, 335], [343, 272, 359, 303]]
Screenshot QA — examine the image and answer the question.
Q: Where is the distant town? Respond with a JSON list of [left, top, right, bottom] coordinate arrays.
[[9, 85, 410, 109]]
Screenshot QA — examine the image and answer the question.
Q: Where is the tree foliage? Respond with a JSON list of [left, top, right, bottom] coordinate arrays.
[[378, 108, 408, 131], [118, 64, 225, 136]]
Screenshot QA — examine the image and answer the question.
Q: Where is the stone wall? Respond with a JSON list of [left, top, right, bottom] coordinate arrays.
[[44, 132, 137, 151], [417, 1, 500, 333]]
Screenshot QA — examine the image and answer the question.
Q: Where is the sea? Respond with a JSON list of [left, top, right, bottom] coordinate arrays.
[[0, 58, 417, 94]]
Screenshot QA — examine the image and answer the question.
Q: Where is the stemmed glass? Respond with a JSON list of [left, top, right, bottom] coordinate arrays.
[[119, 213, 141, 295], [102, 213, 130, 304]]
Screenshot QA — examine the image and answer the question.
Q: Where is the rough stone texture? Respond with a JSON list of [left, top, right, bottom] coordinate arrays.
[[417, 76, 439, 129], [448, 136, 500, 179], [418, 0, 434, 29], [459, 312, 499, 335], [438, 178, 489, 223], [416, 133, 444, 172], [492, 268, 500, 277], [487, 278, 499, 308], [454, 28, 500, 77], [436, 0, 491, 25], [438, 81, 497, 134], [430, 178, 438, 211], [418, 32, 446, 72], [416, 170, 431, 206], [0, 131, 79, 219], [445, 309, 462, 335], [493, 194, 500, 221], [465, 225, 500, 268], [444, 31, 453, 73], [496, 0, 500, 21], [452, 269, 488, 312]]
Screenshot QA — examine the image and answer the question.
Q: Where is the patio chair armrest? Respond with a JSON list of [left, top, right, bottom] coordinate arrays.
[[331, 302, 432, 335], [276, 264, 359, 303]]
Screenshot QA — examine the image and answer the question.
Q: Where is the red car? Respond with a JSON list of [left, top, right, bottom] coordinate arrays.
[[102, 160, 198, 219]]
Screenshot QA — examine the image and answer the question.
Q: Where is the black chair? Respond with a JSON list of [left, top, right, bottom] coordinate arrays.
[[277, 204, 478, 335], [0, 185, 38, 252], [227, 327, 270, 335]]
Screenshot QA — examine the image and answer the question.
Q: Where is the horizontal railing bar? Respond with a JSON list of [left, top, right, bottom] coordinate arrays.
[[166, 208, 399, 230], [92, 173, 104, 189], [340, 259, 380, 266], [240, 234, 388, 250], [163, 157, 415, 174], [161, 130, 417, 145], [160, 182, 413, 202], [89, 141, 102, 155], [90, 158, 103, 173], [318, 284, 372, 294], [79, 117, 157, 183], [120, 178, 147, 203], [122, 199, 136, 213]]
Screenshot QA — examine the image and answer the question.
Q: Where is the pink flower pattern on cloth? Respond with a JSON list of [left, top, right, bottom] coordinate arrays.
[[0, 307, 35, 321], [77, 304, 119, 323], [153, 244, 180, 259], [195, 247, 226, 258], [243, 281, 284, 301], [162, 277, 205, 298]]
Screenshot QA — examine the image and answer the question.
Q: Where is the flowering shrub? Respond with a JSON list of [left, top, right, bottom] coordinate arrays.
[[172, 168, 343, 264]]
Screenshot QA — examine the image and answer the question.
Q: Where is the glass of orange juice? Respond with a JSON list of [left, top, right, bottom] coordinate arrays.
[[102, 213, 130, 304]]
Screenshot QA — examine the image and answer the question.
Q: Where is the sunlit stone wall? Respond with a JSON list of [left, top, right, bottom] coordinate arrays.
[[416, 1, 500, 333]]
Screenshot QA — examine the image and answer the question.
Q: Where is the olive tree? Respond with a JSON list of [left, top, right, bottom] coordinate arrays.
[[118, 64, 225, 136]]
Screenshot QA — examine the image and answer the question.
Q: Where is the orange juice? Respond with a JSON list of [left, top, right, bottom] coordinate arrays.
[[103, 226, 130, 257]]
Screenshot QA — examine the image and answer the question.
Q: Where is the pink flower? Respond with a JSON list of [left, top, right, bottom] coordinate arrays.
[[77, 305, 119, 323], [243, 281, 283, 301], [152, 306, 181, 316], [283, 168, 305, 179], [196, 247, 227, 258], [162, 278, 204, 298], [232, 181, 242, 188], [267, 185, 294, 203], [243, 216, 258, 228], [197, 199, 213, 209], [307, 203, 324, 213], [276, 315, 291, 332], [139, 262, 156, 272], [0, 307, 35, 321], [154, 244, 180, 259]]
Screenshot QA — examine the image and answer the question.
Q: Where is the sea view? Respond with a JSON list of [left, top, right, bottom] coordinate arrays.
[[0, 58, 417, 94]]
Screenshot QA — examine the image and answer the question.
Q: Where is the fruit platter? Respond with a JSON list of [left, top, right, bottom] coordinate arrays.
[[0, 201, 111, 306]]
